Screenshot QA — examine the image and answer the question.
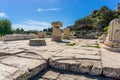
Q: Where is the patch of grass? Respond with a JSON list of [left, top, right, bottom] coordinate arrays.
[[88, 45, 100, 48], [81, 43, 100, 49], [66, 43, 76, 46]]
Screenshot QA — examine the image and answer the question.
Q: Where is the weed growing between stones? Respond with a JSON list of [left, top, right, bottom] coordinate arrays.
[[81, 41, 100, 48], [66, 43, 76, 46]]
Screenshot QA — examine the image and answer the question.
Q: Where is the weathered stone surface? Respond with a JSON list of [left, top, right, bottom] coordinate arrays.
[[59, 48, 100, 56], [49, 56, 102, 75], [4, 34, 37, 41], [57, 73, 116, 80], [29, 39, 46, 46], [38, 32, 45, 38], [51, 22, 62, 42], [0, 56, 47, 80], [42, 70, 60, 80], [63, 28, 70, 39], [57, 52, 101, 60], [101, 48, 120, 79], [104, 19, 120, 51], [30, 68, 116, 80], [16, 52, 42, 60], [0, 48, 24, 56], [0, 39, 120, 79], [0, 63, 18, 80]]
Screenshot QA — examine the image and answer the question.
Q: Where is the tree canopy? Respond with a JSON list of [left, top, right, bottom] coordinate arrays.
[[72, 6, 120, 32], [0, 19, 12, 36]]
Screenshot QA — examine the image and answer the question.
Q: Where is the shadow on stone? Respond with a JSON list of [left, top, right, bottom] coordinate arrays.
[[29, 68, 115, 80], [57, 41, 70, 44]]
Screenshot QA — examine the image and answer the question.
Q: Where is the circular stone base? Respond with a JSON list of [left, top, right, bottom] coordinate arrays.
[[29, 39, 46, 46]]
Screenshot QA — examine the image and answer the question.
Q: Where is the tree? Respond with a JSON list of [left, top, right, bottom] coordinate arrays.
[[21, 28, 24, 32], [0, 19, 12, 36], [72, 6, 120, 32], [14, 28, 24, 34], [43, 29, 48, 32]]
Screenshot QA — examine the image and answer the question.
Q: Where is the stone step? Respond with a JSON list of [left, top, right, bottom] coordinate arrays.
[[101, 48, 120, 79], [0, 56, 47, 80], [49, 56, 102, 76]]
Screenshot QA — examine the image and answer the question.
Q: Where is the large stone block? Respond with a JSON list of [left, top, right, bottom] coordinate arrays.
[[51, 22, 62, 42], [63, 28, 70, 39], [104, 19, 120, 51], [101, 49, 120, 79], [29, 39, 46, 46], [0, 56, 47, 80], [49, 56, 102, 76], [0, 63, 18, 80]]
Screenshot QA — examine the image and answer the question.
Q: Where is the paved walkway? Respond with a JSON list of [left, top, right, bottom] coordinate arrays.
[[0, 38, 119, 80]]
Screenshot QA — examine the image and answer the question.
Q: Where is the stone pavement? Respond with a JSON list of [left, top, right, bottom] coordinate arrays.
[[100, 46, 120, 79], [0, 38, 119, 80], [30, 68, 116, 80]]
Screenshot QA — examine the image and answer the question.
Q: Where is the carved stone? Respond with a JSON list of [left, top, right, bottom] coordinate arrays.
[[51, 22, 62, 42], [29, 39, 46, 46], [63, 28, 70, 39], [104, 19, 120, 51]]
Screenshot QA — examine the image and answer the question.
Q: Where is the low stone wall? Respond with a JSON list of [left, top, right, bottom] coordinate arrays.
[[4, 34, 37, 41]]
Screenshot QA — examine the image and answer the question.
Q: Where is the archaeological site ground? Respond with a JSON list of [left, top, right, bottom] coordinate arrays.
[[0, 19, 119, 80], [0, 1, 120, 80]]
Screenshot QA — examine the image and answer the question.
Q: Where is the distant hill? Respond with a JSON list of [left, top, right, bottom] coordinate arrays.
[[69, 6, 120, 32]]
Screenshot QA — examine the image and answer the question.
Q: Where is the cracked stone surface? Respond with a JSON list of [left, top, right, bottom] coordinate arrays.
[[0, 38, 119, 80], [30, 68, 116, 80], [101, 47, 120, 79], [49, 56, 102, 75], [0, 56, 47, 80]]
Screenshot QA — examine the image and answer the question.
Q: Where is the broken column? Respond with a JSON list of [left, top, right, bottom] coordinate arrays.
[[104, 19, 120, 51], [63, 28, 70, 39], [51, 22, 62, 42]]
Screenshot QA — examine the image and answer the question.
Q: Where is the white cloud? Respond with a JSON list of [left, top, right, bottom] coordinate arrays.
[[37, 8, 61, 12], [0, 12, 8, 18], [12, 20, 51, 31]]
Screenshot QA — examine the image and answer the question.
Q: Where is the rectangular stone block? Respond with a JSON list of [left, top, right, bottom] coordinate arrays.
[[0, 56, 47, 80]]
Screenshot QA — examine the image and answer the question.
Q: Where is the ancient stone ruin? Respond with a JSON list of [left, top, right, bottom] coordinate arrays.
[[63, 28, 70, 39], [104, 19, 120, 51], [4, 34, 37, 41], [51, 21, 62, 42], [29, 38, 46, 46], [38, 32, 45, 38]]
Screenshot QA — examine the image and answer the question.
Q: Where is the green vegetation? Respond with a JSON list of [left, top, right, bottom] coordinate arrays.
[[12, 28, 24, 34], [103, 26, 109, 34], [0, 19, 39, 36], [88, 44, 100, 49], [66, 43, 76, 46], [81, 41, 100, 48], [43, 28, 53, 36], [70, 6, 120, 33], [81, 44, 100, 49], [0, 19, 12, 36]]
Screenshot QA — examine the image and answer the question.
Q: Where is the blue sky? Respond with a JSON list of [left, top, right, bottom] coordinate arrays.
[[0, 0, 119, 31]]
